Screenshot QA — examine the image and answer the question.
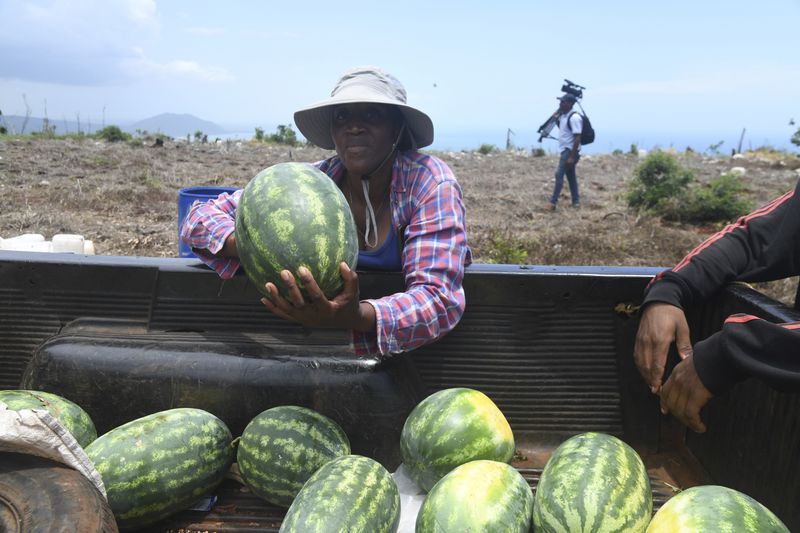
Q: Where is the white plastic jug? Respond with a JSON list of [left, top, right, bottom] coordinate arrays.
[[0, 233, 95, 254]]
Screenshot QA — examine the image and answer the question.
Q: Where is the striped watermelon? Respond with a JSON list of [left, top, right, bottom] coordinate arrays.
[[533, 432, 652, 533], [647, 485, 789, 533], [279, 454, 400, 533], [85, 408, 234, 531], [0, 389, 97, 448], [235, 162, 358, 300], [400, 387, 515, 492], [416, 459, 533, 532], [237, 405, 350, 508]]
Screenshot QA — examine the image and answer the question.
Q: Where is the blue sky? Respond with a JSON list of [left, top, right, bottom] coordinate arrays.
[[1, 0, 798, 152]]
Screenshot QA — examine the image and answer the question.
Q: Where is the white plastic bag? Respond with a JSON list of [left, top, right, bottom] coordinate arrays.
[[0, 402, 106, 499], [392, 463, 427, 532]]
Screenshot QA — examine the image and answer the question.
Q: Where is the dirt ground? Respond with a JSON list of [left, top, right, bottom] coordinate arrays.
[[1, 137, 798, 304]]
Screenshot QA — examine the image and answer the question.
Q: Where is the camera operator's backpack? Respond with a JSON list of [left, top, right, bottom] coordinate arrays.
[[567, 111, 595, 145]]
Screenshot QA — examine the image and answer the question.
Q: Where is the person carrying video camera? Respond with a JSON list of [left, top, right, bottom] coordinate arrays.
[[546, 92, 583, 211]]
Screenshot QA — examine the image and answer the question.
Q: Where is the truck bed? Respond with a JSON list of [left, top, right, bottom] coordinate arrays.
[[1, 251, 798, 530]]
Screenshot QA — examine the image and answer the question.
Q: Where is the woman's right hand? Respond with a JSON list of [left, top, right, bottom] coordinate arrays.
[[634, 303, 694, 394], [260, 262, 375, 332]]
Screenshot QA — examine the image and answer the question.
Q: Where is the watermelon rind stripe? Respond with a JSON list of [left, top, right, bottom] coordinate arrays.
[[416, 460, 533, 532], [533, 432, 652, 533], [236, 162, 358, 300], [85, 408, 234, 531], [646, 485, 789, 533], [400, 388, 515, 492], [279, 455, 399, 533], [237, 406, 350, 508], [0, 389, 98, 448]]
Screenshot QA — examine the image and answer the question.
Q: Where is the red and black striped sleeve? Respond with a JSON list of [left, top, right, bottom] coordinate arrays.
[[692, 315, 800, 394], [642, 178, 800, 393]]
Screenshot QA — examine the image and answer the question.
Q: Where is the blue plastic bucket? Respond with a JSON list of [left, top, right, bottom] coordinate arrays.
[[177, 186, 240, 258]]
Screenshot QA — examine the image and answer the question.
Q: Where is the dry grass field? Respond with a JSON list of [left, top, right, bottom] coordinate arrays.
[[1, 137, 798, 304]]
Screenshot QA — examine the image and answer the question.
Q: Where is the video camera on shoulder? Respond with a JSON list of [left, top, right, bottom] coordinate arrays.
[[561, 79, 584, 100]]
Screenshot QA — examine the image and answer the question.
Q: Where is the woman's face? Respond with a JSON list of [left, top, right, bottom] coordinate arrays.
[[331, 103, 401, 177]]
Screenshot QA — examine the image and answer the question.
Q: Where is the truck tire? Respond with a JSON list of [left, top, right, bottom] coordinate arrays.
[[0, 452, 118, 533]]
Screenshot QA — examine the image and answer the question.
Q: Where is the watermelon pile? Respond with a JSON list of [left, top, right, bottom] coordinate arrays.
[[2, 385, 790, 532], [235, 162, 358, 300]]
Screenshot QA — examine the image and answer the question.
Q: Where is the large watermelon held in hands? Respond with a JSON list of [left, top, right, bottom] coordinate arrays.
[[533, 432, 652, 533], [0, 389, 97, 448], [85, 408, 234, 531], [647, 485, 789, 533], [416, 459, 533, 533], [400, 387, 515, 492], [237, 405, 351, 508], [279, 454, 400, 533], [235, 162, 358, 300]]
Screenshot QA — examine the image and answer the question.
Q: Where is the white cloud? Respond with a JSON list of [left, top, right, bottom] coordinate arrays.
[[185, 26, 225, 37], [125, 0, 157, 23], [123, 49, 234, 83], [0, 0, 230, 86]]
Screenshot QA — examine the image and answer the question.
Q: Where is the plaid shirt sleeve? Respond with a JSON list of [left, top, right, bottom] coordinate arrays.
[[179, 189, 243, 279], [352, 153, 470, 356]]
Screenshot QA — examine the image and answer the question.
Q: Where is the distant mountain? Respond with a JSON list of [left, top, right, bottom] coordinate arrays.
[[130, 113, 225, 138]]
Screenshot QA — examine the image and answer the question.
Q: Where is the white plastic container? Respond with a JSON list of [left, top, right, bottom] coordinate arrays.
[[0, 233, 95, 254], [0, 234, 50, 252], [51, 234, 85, 254]]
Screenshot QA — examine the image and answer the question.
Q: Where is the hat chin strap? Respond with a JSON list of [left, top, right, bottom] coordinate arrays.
[[360, 123, 405, 248]]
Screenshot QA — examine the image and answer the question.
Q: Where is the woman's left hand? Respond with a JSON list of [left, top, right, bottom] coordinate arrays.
[[261, 262, 374, 331]]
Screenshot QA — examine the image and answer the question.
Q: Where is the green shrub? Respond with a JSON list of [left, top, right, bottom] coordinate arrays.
[[531, 147, 546, 157], [681, 173, 753, 223], [95, 125, 131, 143], [265, 124, 298, 146], [478, 143, 496, 155], [629, 144, 639, 156], [483, 231, 528, 264], [612, 149, 623, 155], [626, 151, 694, 212], [253, 124, 299, 145], [792, 127, 800, 147], [706, 140, 725, 154]]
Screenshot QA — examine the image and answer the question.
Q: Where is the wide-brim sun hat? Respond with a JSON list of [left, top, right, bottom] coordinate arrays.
[[293, 66, 434, 150]]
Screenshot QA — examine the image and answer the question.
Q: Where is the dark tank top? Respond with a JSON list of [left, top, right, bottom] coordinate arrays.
[[357, 229, 402, 271]]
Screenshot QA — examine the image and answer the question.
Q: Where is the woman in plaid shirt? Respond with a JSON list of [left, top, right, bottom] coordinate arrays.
[[181, 66, 471, 356]]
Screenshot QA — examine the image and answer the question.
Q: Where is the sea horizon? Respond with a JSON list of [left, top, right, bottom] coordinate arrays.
[[215, 127, 796, 156]]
